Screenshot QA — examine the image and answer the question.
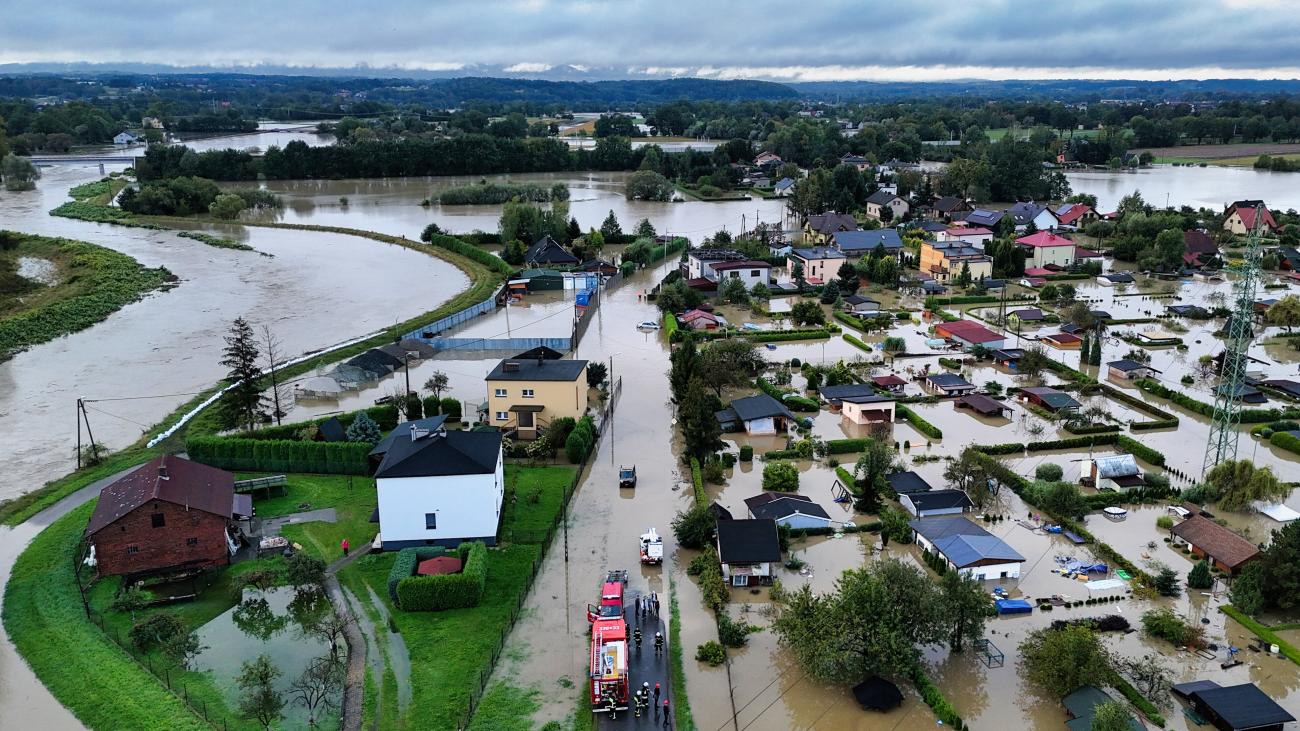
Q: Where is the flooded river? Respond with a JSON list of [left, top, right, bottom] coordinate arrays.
[[1065, 165, 1300, 212]]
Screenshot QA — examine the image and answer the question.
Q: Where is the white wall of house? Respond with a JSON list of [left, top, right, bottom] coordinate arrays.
[[954, 335, 1006, 351], [718, 267, 770, 288], [900, 496, 965, 518], [841, 400, 895, 425], [1028, 245, 1076, 269], [772, 513, 833, 530], [376, 454, 504, 547], [720, 561, 772, 586], [744, 416, 777, 435], [912, 531, 1022, 579]]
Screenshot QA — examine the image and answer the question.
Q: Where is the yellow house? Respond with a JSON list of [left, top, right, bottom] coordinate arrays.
[[485, 354, 588, 439], [919, 241, 993, 283]]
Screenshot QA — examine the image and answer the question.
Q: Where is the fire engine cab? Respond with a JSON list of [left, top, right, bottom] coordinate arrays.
[[587, 570, 627, 623]]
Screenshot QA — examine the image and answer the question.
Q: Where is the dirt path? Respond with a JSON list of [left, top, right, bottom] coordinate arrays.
[[325, 574, 368, 731]]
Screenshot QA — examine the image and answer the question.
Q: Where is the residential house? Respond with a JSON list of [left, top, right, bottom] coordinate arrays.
[[1224, 200, 1277, 236], [485, 354, 588, 439], [909, 516, 1026, 580], [787, 247, 846, 284], [920, 279, 947, 295], [1279, 247, 1300, 270], [964, 208, 1005, 228], [524, 235, 579, 268], [711, 260, 773, 290], [347, 348, 405, 379], [1007, 307, 1044, 326], [685, 248, 748, 281], [744, 493, 834, 530], [940, 226, 994, 247], [1064, 686, 1143, 731], [1019, 386, 1081, 413], [1260, 379, 1300, 399], [956, 393, 1012, 418], [715, 394, 797, 435], [1042, 332, 1083, 349], [716, 519, 781, 587], [804, 213, 859, 245], [831, 228, 903, 257], [914, 221, 948, 236], [679, 308, 720, 330], [580, 259, 618, 276], [843, 294, 881, 315], [754, 151, 783, 169], [1178, 681, 1295, 731], [886, 471, 934, 495], [85, 455, 246, 578], [865, 190, 910, 221], [1216, 383, 1267, 404], [774, 178, 796, 197], [991, 348, 1025, 369], [1007, 201, 1059, 232], [872, 374, 908, 394], [1054, 203, 1098, 230], [113, 131, 140, 145], [934, 320, 1007, 350], [919, 241, 993, 283], [838, 153, 872, 172], [1170, 515, 1261, 574], [1184, 230, 1220, 268], [1084, 454, 1144, 492], [839, 394, 896, 425], [901, 490, 975, 518], [1107, 359, 1159, 381], [924, 372, 977, 396], [930, 196, 972, 221], [819, 384, 878, 406], [375, 426, 505, 548], [1097, 272, 1136, 286], [1016, 231, 1078, 269], [513, 268, 565, 291]]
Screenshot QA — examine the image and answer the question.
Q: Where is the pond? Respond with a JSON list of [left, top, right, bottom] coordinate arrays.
[[192, 585, 343, 730]]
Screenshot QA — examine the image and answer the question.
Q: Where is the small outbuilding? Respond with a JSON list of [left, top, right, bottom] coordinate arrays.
[[715, 394, 797, 435], [1019, 386, 1081, 413], [1107, 359, 1159, 381], [934, 320, 1006, 351], [956, 393, 1011, 418], [871, 374, 908, 394], [1185, 681, 1295, 731], [1084, 454, 1144, 491], [900, 489, 975, 518], [909, 516, 1025, 580], [716, 519, 781, 587], [744, 493, 834, 530], [886, 471, 934, 495], [1170, 515, 1261, 575], [840, 394, 896, 426], [924, 373, 976, 396], [1042, 332, 1083, 349]]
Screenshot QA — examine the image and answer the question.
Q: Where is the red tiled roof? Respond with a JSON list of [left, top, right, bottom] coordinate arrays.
[[935, 320, 1003, 344], [1074, 247, 1104, 258], [1016, 231, 1074, 247], [1171, 515, 1260, 569], [1057, 204, 1093, 225], [872, 374, 908, 386], [86, 455, 235, 536], [1184, 229, 1218, 256], [1024, 267, 1054, 276], [1044, 332, 1082, 344], [1230, 205, 1278, 231]]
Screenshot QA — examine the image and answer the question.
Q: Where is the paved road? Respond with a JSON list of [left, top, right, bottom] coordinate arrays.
[[601, 590, 674, 730]]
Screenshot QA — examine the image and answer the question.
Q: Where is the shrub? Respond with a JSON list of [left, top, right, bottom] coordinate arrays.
[[186, 435, 371, 475], [395, 542, 487, 611], [739, 445, 753, 462], [564, 430, 591, 464], [695, 641, 726, 666], [1035, 463, 1064, 481], [1187, 560, 1213, 590], [716, 613, 756, 648], [1141, 607, 1203, 648], [440, 397, 462, 419], [1155, 515, 1174, 531], [762, 461, 799, 491]]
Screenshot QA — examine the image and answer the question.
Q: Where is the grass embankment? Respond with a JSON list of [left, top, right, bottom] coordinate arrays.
[[0, 231, 171, 361], [1, 502, 212, 731], [0, 220, 502, 526], [250, 473, 381, 562], [1221, 606, 1300, 666], [335, 464, 574, 729]]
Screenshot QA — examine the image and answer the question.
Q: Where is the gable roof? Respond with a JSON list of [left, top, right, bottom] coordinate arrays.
[[957, 393, 1008, 415], [933, 196, 969, 213], [716, 519, 782, 564], [909, 516, 1025, 566], [487, 356, 587, 382], [1170, 515, 1260, 569], [1008, 307, 1044, 321], [844, 294, 880, 306], [711, 259, 771, 271], [832, 228, 902, 253], [375, 430, 501, 479], [744, 493, 831, 522], [369, 415, 450, 458], [86, 455, 234, 535], [925, 372, 974, 388], [1226, 201, 1278, 230], [866, 190, 902, 205], [886, 471, 933, 494], [807, 212, 859, 235], [964, 209, 1004, 227], [1261, 379, 1300, 398], [1108, 359, 1153, 372], [1016, 231, 1074, 247], [1094, 453, 1140, 478], [907, 489, 975, 512], [936, 320, 1003, 344], [872, 374, 907, 387], [1022, 386, 1082, 410], [1008, 201, 1054, 225], [775, 177, 795, 191], [818, 384, 879, 402], [790, 246, 845, 261], [1184, 229, 1219, 256], [525, 235, 578, 265], [730, 394, 797, 423], [1190, 683, 1295, 729], [1056, 203, 1094, 226]]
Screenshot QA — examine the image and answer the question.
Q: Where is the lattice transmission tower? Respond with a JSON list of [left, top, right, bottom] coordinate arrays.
[[1202, 206, 1267, 477]]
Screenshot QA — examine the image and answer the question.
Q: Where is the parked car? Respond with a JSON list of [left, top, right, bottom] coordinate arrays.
[[637, 321, 661, 331]]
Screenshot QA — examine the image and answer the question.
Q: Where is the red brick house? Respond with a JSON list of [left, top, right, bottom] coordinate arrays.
[[85, 455, 248, 578], [1170, 515, 1260, 575]]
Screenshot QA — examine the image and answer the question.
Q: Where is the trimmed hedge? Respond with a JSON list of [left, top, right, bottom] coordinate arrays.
[[424, 233, 514, 276], [1063, 423, 1122, 435], [970, 433, 1164, 466], [1112, 676, 1166, 727], [910, 665, 966, 729], [762, 449, 801, 460], [693, 326, 837, 343], [186, 435, 372, 474], [784, 394, 820, 412], [1271, 430, 1300, 455], [1133, 378, 1300, 424], [1221, 605, 1300, 667], [241, 405, 399, 441], [395, 541, 488, 611], [690, 458, 706, 505], [387, 546, 447, 602], [842, 333, 872, 353], [825, 438, 871, 455], [664, 313, 678, 340], [833, 310, 865, 331], [897, 404, 942, 438]]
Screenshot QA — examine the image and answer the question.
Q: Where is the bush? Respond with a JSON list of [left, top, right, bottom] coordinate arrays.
[[1141, 607, 1202, 647], [897, 405, 943, 438], [739, 445, 753, 462], [717, 613, 756, 648], [423, 232, 514, 276], [564, 430, 591, 464], [185, 435, 372, 475], [695, 641, 726, 666], [825, 438, 870, 454], [762, 461, 799, 491], [395, 542, 488, 611], [1155, 515, 1174, 531], [1035, 463, 1064, 481]]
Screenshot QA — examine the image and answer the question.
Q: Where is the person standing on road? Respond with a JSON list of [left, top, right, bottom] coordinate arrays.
[[634, 625, 643, 652], [653, 593, 660, 616], [654, 631, 665, 656], [662, 698, 672, 727], [653, 682, 661, 706], [341, 538, 350, 557]]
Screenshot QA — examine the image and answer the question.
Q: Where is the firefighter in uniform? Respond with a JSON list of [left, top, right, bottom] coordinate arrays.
[[654, 630, 665, 656], [603, 689, 617, 720], [634, 625, 643, 652]]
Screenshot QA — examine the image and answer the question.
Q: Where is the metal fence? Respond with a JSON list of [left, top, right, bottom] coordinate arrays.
[[423, 335, 573, 352], [402, 289, 500, 341]]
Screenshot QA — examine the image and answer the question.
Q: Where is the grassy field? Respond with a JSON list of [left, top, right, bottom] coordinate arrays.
[[501, 464, 577, 540], [1137, 141, 1300, 161], [249, 472, 380, 562], [2, 502, 213, 731], [984, 127, 1102, 141]]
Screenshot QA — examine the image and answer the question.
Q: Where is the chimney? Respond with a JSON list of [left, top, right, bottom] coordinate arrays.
[[157, 458, 169, 481], [410, 426, 428, 441]]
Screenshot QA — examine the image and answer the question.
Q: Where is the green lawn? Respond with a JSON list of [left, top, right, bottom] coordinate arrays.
[[2, 502, 214, 731], [247, 472, 379, 562], [501, 464, 577, 540]]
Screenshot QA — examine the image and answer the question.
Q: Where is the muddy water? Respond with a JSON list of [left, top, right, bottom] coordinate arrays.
[[0, 164, 467, 499], [239, 172, 793, 241], [1065, 165, 1300, 212]]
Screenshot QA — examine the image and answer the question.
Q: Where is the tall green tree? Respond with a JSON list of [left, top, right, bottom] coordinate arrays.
[[220, 317, 266, 431], [1019, 625, 1114, 699], [668, 335, 699, 404], [852, 440, 895, 513], [600, 210, 623, 238], [680, 376, 723, 461], [940, 570, 994, 652], [1206, 460, 1288, 511]]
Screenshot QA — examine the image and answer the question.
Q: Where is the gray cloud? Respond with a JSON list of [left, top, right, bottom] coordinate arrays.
[[4, 0, 1299, 79]]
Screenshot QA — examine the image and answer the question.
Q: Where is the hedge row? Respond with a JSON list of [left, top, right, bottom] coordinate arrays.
[[186, 435, 372, 474], [1063, 423, 1122, 435], [897, 404, 942, 439], [925, 294, 1031, 307], [1220, 606, 1300, 667], [664, 313, 678, 341], [1112, 676, 1166, 727], [387, 546, 447, 602], [842, 333, 872, 353], [784, 394, 820, 412], [910, 665, 966, 729], [762, 449, 801, 460], [833, 310, 866, 331], [243, 404, 399, 441], [395, 541, 488, 611], [1271, 430, 1300, 456], [825, 438, 871, 455], [690, 458, 706, 505], [425, 233, 515, 277], [1134, 378, 1300, 425]]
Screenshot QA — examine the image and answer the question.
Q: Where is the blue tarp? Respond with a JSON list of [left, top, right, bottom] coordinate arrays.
[[1063, 531, 1086, 544], [995, 599, 1033, 615]]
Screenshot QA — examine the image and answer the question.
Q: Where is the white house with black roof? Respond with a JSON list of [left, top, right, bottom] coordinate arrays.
[[715, 394, 798, 435], [886, 471, 934, 495], [374, 420, 504, 549], [715, 519, 782, 587], [900, 489, 975, 518], [910, 516, 1025, 580], [743, 493, 834, 530]]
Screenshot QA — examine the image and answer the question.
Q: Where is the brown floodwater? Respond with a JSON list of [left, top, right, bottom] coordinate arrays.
[[0, 164, 467, 500], [1064, 165, 1300, 212]]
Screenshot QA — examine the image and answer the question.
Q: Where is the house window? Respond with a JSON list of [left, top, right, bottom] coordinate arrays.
[[494, 388, 507, 397], [729, 271, 739, 278], [126, 546, 139, 555], [187, 537, 198, 546], [731, 575, 748, 587], [495, 411, 509, 421], [750, 270, 760, 277], [425, 513, 437, 530], [151, 513, 166, 528], [522, 389, 535, 398]]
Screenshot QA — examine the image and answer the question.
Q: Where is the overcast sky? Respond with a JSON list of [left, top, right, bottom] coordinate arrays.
[[5, 0, 1300, 81]]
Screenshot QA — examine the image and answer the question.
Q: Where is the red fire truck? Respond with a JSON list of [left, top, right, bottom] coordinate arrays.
[[586, 570, 630, 713], [586, 570, 627, 623]]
